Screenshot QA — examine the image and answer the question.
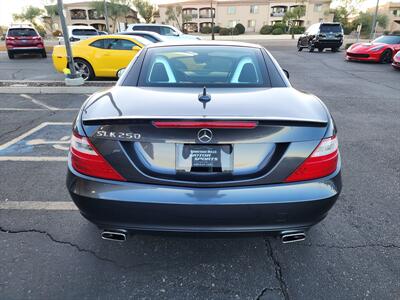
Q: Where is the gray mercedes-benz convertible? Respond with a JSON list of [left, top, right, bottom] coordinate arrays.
[[67, 41, 341, 243]]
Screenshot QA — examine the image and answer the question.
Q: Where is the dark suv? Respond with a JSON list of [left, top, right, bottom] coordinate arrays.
[[297, 22, 343, 52], [5, 26, 46, 59]]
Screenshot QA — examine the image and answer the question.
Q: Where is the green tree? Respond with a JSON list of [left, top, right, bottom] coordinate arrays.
[[283, 5, 306, 39], [91, 0, 132, 32], [133, 0, 155, 23], [43, 5, 58, 32], [352, 12, 389, 36], [165, 5, 192, 32], [13, 6, 44, 26]]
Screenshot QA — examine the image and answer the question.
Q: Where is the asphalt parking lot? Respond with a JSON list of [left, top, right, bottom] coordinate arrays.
[[0, 40, 399, 299]]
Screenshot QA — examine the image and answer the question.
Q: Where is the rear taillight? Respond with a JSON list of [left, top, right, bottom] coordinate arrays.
[[70, 132, 126, 181], [285, 136, 339, 183], [6, 36, 15, 40]]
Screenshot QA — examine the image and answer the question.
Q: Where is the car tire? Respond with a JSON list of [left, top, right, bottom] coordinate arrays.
[[331, 47, 339, 52], [41, 50, 47, 58], [297, 41, 303, 52], [308, 42, 314, 52], [73, 58, 94, 81], [379, 49, 392, 64], [8, 51, 14, 59], [318, 48, 323, 52]]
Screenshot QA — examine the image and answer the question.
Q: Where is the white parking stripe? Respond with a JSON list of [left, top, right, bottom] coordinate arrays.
[[0, 122, 72, 151], [0, 156, 67, 161], [20, 94, 59, 110], [0, 201, 78, 210], [0, 108, 79, 111]]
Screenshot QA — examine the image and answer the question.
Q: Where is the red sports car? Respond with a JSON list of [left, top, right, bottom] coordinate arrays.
[[392, 50, 400, 69], [346, 35, 400, 63]]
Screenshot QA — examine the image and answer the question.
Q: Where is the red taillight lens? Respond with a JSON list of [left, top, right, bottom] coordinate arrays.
[[70, 132, 126, 181], [152, 121, 258, 129], [285, 136, 339, 183], [6, 36, 15, 40]]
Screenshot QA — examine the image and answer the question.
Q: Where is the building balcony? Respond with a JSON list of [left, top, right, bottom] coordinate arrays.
[[270, 12, 286, 17]]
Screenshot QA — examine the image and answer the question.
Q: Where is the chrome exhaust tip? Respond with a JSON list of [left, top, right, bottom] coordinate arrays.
[[281, 231, 306, 244], [101, 230, 127, 242]]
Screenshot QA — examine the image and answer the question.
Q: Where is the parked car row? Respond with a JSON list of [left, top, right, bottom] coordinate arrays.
[[52, 24, 202, 80], [297, 22, 400, 70]]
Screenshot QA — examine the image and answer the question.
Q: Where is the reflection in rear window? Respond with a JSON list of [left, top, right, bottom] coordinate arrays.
[[138, 46, 270, 87], [320, 24, 342, 33], [72, 29, 98, 36], [8, 28, 37, 37]]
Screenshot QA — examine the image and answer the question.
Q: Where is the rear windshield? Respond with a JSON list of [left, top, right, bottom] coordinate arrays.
[[320, 24, 342, 33], [137, 46, 271, 87], [72, 29, 98, 36], [8, 28, 37, 37], [373, 35, 400, 44]]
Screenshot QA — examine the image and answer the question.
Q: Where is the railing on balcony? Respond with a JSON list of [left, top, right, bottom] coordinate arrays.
[[199, 8, 215, 19], [270, 6, 287, 17], [70, 9, 87, 20], [88, 9, 104, 20]]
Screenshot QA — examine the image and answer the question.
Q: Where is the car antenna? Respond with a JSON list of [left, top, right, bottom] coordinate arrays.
[[198, 86, 211, 109]]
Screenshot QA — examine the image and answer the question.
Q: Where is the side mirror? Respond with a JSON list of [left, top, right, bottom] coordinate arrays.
[[131, 45, 141, 51], [283, 69, 289, 79], [117, 68, 126, 78]]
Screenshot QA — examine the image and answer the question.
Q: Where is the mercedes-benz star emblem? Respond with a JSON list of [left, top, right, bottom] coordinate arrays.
[[197, 128, 213, 143]]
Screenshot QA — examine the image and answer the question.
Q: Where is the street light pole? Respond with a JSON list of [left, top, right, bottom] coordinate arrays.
[[57, 0, 81, 84], [370, 0, 380, 40], [104, 0, 110, 33], [211, 0, 215, 40]]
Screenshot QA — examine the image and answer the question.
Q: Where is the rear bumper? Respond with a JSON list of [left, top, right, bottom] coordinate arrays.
[[7, 46, 44, 53], [67, 161, 342, 232], [314, 40, 343, 48]]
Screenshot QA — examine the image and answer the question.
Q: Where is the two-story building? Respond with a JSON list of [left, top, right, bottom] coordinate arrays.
[[369, 1, 400, 32], [156, 0, 333, 33], [43, 1, 140, 34]]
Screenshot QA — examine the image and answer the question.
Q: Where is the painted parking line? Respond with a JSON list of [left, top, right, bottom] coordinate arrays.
[[0, 122, 72, 161], [0, 108, 79, 111], [20, 94, 59, 110], [0, 201, 77, 210]]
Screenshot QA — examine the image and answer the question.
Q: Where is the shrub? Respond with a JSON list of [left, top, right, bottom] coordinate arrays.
[[52, 29, 62, 37], [235, 23, 245, 34], [289, 26, 305, 34], [219, 27, 230, 35], [273, 23, 286, 30], [219, 27, 239, 35], [35, 25, 46, 37], [383, 30, 390, 35], [345, 43, 353, 49], [392, 30, 400, 35], [260, 25, 273, 35], [271, 27, 284, 35], [213, 25, 220, 33], [200, 26, 212, 34]]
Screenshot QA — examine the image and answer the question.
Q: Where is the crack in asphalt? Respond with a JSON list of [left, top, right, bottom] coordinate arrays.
[[255, 286, 282, 300], [0, 111, 56, 141], [264, 238, 290, 300], [297, 243, 400, 250], [0, 226, 126, 268]]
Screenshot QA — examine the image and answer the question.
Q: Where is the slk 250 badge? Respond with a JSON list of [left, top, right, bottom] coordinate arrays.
[[95, 130, 141, 140]]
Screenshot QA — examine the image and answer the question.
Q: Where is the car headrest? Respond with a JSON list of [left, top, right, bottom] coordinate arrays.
[[150, 62, 169, 82], [238, 63, 258, 83]]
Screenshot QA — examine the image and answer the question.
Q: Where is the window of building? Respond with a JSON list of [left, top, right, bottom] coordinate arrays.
[[227, 6, 236, 15], [314, 4, 323, 12], [250, 5, 259, 14], [228, 20, 238, 27], [248, 20, 256, 28]]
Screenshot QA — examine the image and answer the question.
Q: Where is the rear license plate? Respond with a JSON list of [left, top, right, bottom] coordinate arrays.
[[176, 144, 233, 172]]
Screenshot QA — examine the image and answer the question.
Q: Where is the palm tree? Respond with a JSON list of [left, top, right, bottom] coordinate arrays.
[[91, 0, 132, 33]]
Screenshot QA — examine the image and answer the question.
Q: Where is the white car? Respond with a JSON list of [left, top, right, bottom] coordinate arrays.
[[126, 24, 201, 40], [58, 25, 99, 44]]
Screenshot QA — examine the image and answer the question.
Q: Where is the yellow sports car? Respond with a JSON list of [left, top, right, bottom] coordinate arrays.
[[52, 35, 150, 80]]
